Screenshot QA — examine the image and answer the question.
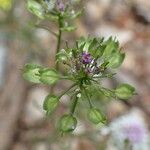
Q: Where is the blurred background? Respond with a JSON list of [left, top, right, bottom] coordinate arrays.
[[0, 0, 150, 150]]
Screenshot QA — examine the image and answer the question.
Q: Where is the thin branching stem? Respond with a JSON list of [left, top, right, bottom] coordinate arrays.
[[82, 86, 93, 108], [55, 15, 62, 70], [35, 24, 58, 37], [70, 94, 79, 115], [50, 15, 62, 92], [58, 83, 77, 99]]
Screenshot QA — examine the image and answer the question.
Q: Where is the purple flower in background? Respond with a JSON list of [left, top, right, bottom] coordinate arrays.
[[82, 52, 92, 64], [56, 0, 65, 11], [101, 109, 149, 149], [123, 123, 146, 143]]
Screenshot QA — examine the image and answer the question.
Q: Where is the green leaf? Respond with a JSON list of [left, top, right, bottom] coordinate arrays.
[[57, 114, 77, 133], [87, 38, 104, 58], [60, 25, 76, 32], [61, 9, 82, 20], [91, 45, 105, 58], [70, 10, 83, 19], [40, 69, 60, 85], [43, 94, 59, 115], [77, 37, 105, 57], [23, 63, 42, 83], [83, 38, 92, 51], [115, 83, 135, 100], [76, 37, 86, 50], [45, 13, 59, 21], [88, 38, 97, 50], [100, 61, 109, 70], [27, 0, 44, 19], [102, 37, 119, 57], [88, 108, 106, 125], [107, 52, 125, 68], [76, 37, 92, 52], [88, 37, 103, 50], [56, 49, 69, 63]]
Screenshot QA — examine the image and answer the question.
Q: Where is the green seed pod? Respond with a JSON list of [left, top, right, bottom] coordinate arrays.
[[40, 69, 60, 85], [43, 95, 59, 116], [57, 114, 77, 133], [88, 108, 106, 125], [23, 64, 42, 83], [115, 83, 135, 100]]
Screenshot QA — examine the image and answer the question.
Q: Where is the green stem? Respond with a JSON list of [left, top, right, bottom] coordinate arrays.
[[50, 15, 62, 93], [55, 15, 62, 70], [35, 24, 58, 37], [83, 88, 93, 108], [70, 93, 79, 115], [60, 76, 74, 82], [58, 83, 77, 99]]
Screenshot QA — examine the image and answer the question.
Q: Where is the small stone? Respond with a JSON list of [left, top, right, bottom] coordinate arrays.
[[23, 87, 48, 126], [12, 143, 28, 150], [95, 25, 134, 45], [33, 142, 48, 150], [74, 120, 86, 135], [132, 0, 150, 23], [107, 101, 128, 120], [0, 38, 7, 88], [77, 139, 96, 150], [85, 0, 111, 23]]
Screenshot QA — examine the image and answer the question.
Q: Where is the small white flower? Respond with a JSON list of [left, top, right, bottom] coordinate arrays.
[[77, 93, 81, 98]]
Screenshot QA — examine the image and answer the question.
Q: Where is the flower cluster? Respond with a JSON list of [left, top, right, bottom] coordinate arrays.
[[44, 0, 66, 12], [68, 50, 100, 77], [57, 37, 127, 85], [23, 0, 136, 136], [82, 52, 92, 64], [23, 37, 136, 134], [27, 0, 82, 32]]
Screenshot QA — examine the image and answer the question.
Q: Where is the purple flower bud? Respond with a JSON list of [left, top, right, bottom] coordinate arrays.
[[56, 0, 65, 11], [82, 52, 92, 64]]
